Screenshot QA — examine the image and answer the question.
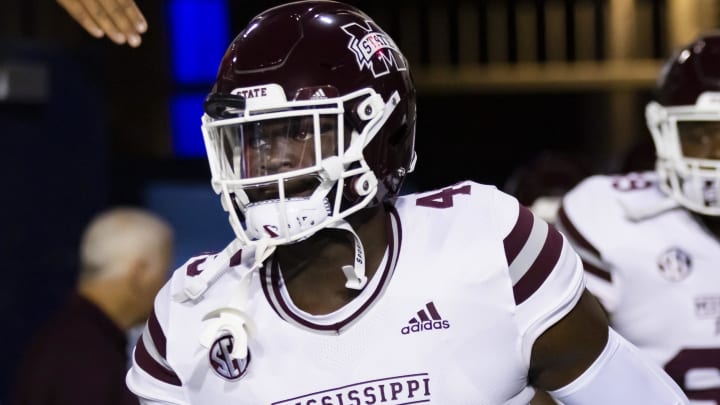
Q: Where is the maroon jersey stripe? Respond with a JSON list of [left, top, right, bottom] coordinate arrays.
[[229, 249, 243, 267], [513, 225, 564, 304], [556, 204, 601, 258], [503, 205, 534, 265], [134, 338, 182, 386], [260, 263, 282, 318], [147, 308, 168, 359]]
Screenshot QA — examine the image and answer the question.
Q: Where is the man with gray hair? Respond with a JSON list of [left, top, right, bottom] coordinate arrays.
[[11, 207, 173, 405]]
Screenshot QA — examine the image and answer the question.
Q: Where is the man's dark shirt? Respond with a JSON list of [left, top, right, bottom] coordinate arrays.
[[10, 293, 139, 405]]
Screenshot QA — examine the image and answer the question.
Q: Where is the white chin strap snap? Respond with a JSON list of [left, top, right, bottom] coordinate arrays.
[[353, 172, 379, 196]]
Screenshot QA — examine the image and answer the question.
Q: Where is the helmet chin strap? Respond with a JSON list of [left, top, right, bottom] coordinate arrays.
[[196, 220, 366, 360], [172, 237, 276, 360], [330, 219, 368, 290], [176, 216, 367, 360], [172, 238, 248, 302], [198, 240, 276, 360]]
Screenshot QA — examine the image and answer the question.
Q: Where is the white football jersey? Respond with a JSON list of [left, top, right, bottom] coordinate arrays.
[[127, 181, 585, 404], [558, 172, 720, 405]]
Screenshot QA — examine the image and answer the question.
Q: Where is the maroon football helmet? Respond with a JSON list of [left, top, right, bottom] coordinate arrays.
[[654, 33, 720, 106], [646, 32, 720, 215], [201, 0, 417, 247]]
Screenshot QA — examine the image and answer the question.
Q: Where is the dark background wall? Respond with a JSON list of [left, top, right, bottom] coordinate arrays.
[[0, 0, 665, 402]]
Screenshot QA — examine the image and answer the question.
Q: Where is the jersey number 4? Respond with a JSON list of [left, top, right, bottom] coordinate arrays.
[[416, 184, 471, 208]]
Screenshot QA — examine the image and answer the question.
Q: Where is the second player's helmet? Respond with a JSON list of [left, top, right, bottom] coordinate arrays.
[[646, 32, 720, 215], [201, 0, 417, 247]]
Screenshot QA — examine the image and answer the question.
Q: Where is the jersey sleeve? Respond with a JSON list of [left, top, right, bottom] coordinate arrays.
[[126, 281, 188, 405], [494, 189, 586, 360], [556, 176, 620, 313]]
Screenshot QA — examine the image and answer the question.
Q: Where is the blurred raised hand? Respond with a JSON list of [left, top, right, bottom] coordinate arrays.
[[57, 0, 148, 47]]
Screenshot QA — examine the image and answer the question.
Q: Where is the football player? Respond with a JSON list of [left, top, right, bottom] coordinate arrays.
[[126, 1, 687, 403], [557, 32, 720, 404]]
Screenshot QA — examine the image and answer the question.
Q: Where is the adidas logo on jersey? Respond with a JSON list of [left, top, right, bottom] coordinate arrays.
[[401, 302, 450, 335]]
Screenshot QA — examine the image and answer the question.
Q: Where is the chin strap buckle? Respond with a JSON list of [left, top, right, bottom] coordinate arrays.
[[342, 264, 368, 290]]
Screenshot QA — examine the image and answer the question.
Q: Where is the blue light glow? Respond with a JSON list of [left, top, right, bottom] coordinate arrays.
[[168, 0, 229, 84], [170, 93, 206, 157]]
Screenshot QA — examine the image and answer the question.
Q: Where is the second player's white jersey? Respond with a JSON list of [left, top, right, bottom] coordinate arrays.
[[127, 181, 585, 404], [558, 172, 720, 404]]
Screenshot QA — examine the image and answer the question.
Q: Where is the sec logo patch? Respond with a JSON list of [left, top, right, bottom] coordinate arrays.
[[209, 335, 250, 381]]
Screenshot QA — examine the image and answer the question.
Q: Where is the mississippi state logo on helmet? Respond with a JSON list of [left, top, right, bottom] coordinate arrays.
[[209, 335, 251, 381], [341, 20, 408, 78]]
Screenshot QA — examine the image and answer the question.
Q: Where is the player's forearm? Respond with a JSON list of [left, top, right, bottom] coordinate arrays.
[[548, 329, 688, 404]]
